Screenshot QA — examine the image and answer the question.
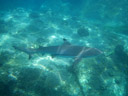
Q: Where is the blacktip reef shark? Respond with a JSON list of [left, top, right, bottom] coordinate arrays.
[[13, 38, 103, 96], [13, 38, 103, 72], [13, 38, 102, 60]]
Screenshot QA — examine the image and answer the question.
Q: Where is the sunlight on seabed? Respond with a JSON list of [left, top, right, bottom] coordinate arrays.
[[32, 55, 69, 70], [32, 56, 54, 70], [4, 14, 13, 21], [0, 34, 10, 46]]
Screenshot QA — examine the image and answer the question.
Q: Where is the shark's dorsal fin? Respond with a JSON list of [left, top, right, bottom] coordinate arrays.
[[62, 38, 71, 46]]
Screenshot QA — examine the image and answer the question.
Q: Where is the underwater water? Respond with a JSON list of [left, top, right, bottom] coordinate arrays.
[[0, 0, 128, 96]]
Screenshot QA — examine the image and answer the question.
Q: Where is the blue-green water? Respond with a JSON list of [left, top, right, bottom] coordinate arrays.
[[0, 0, 128, 96]]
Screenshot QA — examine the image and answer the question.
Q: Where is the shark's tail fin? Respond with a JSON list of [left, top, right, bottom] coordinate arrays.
[[13, 45, 32, 59]]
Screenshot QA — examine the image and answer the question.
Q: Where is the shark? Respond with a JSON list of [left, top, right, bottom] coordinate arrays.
[[13, 38, 103, 63]]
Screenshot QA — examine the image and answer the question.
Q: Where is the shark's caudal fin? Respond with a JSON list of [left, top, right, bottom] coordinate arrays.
[[13, 45, 33, 59]]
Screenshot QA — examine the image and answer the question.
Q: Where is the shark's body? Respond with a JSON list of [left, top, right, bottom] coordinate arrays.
[[13, 38, 103, 71], [13, 39, 102, 60]]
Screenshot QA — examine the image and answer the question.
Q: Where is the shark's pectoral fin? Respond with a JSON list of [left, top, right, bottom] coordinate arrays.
[[73, 57, 82, 66], [62, 38, 71, 46], [69, 57, 82, 74]]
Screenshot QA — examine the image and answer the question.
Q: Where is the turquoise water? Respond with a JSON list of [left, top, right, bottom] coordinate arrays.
[[0, 0, 128, 96]]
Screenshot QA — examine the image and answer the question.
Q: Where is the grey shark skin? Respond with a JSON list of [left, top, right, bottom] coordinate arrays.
[[13, 39, 103, 62]]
